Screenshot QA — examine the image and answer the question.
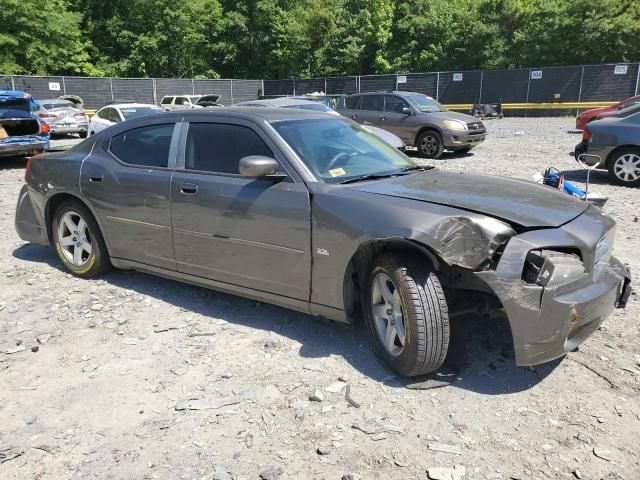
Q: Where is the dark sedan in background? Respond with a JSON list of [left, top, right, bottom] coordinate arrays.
[[574, 111, 640, 187], [15, 108, 630, 377]]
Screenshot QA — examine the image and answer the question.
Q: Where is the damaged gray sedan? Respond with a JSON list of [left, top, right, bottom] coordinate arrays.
[[15, 108, 632, 377]]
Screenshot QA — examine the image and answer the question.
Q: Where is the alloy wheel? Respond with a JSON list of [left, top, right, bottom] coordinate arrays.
[[420, 135, 438, 156], [371, 272, 406, 357], [58, 211, 92, 267], [613, 153, 640, 183]]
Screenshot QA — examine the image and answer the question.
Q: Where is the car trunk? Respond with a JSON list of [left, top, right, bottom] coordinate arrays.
[[0, 115, 40, 138]]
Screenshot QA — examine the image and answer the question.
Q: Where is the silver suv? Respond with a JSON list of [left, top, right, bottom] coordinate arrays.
[[337, 91, 486, 158]]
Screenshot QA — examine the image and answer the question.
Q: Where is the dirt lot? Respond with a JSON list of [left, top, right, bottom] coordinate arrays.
[[1, 119, 639, 480]]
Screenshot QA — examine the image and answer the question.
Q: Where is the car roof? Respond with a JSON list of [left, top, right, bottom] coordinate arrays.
[[0, 90, 32, 99], [346, 90, 421, 97], [120, 106, 340, 126], [235, 97, 320, 108], [40, 99, 73, 104], [102, 103, 160, 109]]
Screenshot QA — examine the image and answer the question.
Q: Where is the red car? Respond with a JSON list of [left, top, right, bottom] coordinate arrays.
[[576, 95, 640, 130]]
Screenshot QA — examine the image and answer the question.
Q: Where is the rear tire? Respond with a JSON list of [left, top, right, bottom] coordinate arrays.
[[79, 131, 88, 139], [52, 200, 111, 278], [363, 253, 450, 377], [416, 130, 444, 159], [607, 147, 640, 187]]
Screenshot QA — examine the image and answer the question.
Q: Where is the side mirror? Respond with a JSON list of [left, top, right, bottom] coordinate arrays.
[[401, 107, 412, 115], [239, 156, 284, 179]]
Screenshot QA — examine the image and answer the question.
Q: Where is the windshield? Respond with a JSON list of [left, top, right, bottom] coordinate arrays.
[[120, 107, 163, 120], [43, 102, 73, 110], [284, 103, 333, 112], [407, 94, 447, 113], [272, 118, 416, 184], [0, 97, 30, 113]]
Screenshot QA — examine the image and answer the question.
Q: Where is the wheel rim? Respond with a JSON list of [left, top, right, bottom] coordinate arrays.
[[371, 273, 406, 357], [613, 153, 640, 183], [57, 211, 92, 267], [420, 135, 438, 155]]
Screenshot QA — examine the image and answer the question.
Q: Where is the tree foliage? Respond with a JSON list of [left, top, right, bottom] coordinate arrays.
[[1, 0, 638, 78]]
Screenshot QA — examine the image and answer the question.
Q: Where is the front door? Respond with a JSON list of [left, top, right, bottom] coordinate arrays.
[[80, 121, 179, 270], [171, 118, 311, 300], [380, 95, 414, 144]]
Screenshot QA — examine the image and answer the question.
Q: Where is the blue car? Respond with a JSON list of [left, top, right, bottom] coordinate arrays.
[[0, 90, 50, 158]]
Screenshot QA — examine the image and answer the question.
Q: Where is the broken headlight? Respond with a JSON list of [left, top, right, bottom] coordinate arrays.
[[522, 250, 585, 287]]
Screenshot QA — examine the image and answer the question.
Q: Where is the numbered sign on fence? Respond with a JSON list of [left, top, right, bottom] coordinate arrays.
[[48, 82, 61, 91], [397, 75, 407, 84], [453, 73, 463, 82], [530, 70, 543, 80], [614, 65, 628, 75]]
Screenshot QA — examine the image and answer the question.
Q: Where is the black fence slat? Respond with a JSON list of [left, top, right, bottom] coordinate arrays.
[[481, 69, 529, 104], [230, 80, 263, 104], [527, 66, 582, 103], [437, 71, 482, 104], [580, 64, 639, 102], [111, 78, 154, 105], [398, 73, 438, 98], [359, 74, 396, 93]]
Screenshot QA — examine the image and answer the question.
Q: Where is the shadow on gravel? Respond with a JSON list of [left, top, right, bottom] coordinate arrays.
[[14, 242, 559, 394], [562, 168, 614, 186], [0, 156, 28, 170]]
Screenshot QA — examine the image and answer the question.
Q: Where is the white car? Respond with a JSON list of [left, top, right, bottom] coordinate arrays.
[[160, 94, 223, 111], [89, 103, 164, 135]]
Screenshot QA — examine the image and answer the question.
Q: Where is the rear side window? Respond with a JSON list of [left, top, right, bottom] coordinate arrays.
[[110, 124, 174, 168], [175, 97, 188, 105], [360, 95, 383, 111], [161, 97, 173, 105], [344, 96, 361, 109], [185, 123, 273, 174]]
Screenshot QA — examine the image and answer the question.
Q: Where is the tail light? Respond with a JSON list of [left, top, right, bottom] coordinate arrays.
[[582, 125, 592, 141], [25, 156, 32, 182], [38, 113, 56, 120], [74, 112, 87, 118], [40, 122, 50, 134]]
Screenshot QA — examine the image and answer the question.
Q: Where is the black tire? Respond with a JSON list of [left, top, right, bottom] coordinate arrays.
[[79, 131, 88, 139], [363, 253, 450, 377], [416, 130, 445, 159], [607, 147, 640, 187], [52, 200, 111, 277], [89, 131, 95, 136]]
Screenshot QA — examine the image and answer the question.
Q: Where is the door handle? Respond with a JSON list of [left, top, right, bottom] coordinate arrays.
[[179, 183, 198, 195], [89, 174, 103, 182], [351, 114, 358, 120]]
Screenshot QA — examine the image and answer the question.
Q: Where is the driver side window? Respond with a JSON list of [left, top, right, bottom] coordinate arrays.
[[185, 123, 274, 174], [384, 96, 409, 113]]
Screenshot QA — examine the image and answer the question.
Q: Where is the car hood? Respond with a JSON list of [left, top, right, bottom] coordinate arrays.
[[580, 106, 614, 118], [351, 170, 590, 228], [418, 110, 478, 123]]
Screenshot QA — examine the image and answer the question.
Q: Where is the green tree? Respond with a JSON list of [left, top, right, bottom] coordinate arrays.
[[0, 0, 97, 75]]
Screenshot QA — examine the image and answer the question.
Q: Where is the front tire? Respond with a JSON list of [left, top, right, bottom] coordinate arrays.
[[364, 253, 450, 377], [52, 201, 111, 277], [79, 131, 88, 139], [416, 130, 445, 159], [607, 147, 640, 187]]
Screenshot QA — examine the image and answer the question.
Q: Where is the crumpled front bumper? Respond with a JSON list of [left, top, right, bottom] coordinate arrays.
[[476, 208, 631, 366]]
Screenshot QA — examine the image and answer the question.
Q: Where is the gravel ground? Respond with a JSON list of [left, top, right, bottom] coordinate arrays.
[[1, 119, 639, 480]]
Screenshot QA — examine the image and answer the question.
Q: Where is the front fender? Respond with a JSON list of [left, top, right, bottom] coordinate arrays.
[[309, 185, 514, 311]]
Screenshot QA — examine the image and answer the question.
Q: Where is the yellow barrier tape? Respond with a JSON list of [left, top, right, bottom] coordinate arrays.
[[445, 101, 618, 110]]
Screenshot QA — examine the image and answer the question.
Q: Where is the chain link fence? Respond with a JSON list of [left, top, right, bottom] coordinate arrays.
[[0, 75, 263, 110], [2, 63, 638, 115], [263, 63, 640, 114]]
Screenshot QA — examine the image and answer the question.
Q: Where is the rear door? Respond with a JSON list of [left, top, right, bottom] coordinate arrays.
[[170, 116, 311, 300], [80, 120, 179, 270], [356, 95, 383, 127]]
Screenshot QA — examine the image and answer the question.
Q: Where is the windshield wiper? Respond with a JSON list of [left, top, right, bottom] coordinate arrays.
[[340, 172, 409, 184], [400, 165, 434, 173]]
